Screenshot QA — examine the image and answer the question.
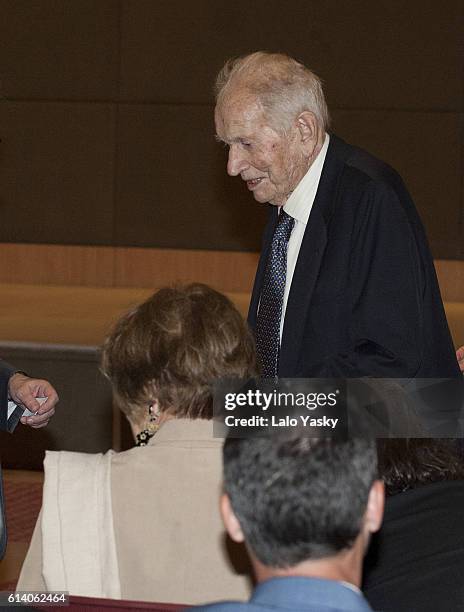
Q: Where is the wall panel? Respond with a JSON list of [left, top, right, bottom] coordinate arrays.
[[115, 104, 267, 250], [0, 102, 116, 244], [0, 243, 259, 293], [0, 1, 462, 258], [119, 0, 464, 110], [113, 246, 259, 293], [0, 243, 114, 286], [0, 0, 119, 100]]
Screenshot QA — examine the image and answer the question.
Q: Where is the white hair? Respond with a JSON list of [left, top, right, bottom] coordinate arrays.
[[215, 52, 330, 133]]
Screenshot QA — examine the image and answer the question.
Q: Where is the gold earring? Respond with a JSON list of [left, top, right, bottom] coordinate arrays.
[[135, 403, 160, 446]]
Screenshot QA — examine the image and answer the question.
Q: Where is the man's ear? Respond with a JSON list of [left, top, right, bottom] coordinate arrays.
[[220, 493, 245, 543], [295, 111, 318, 152], [364, 479, 385, 535]]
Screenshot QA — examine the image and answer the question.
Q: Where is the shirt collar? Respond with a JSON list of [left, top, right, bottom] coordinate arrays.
[[251, 576, 372, 611], [341, 580, 363, 595], [283, 133, 330, 225]]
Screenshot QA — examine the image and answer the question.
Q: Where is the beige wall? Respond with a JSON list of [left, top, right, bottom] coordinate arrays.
[[0, 243, 258, 292], [0, 1, 463, 257], [0, 243, 463, 303]]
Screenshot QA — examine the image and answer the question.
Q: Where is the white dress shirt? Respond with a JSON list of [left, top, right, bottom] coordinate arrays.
[[280, 133, 330, 339]]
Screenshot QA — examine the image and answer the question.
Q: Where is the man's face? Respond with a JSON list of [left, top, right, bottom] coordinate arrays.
[[215, 92, 307, 206]]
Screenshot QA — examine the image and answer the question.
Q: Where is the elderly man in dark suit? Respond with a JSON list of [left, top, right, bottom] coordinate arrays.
[[0, 360, 58, 559], [214, 52, 459, 381]]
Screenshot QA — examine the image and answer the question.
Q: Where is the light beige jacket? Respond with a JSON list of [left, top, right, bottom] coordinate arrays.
[[17, 419, 252, 604]]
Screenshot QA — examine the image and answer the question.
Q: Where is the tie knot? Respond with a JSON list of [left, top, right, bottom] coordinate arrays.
[[275, 209, 294, 242]]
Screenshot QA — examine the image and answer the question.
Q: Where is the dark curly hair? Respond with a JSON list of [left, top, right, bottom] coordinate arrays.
[[377, 438, 464, 496]]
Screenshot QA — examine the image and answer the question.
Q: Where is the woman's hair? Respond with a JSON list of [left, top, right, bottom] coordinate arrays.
[[101, 283, 258, 420], [377, 438, 464, 496], [349, 380, 464, 496]]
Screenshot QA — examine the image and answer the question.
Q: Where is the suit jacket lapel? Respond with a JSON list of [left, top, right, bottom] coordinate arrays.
[[279, 135, 348, 376]]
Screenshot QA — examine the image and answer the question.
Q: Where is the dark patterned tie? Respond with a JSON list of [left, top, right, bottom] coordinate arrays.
[[255, 210, 295, 378]]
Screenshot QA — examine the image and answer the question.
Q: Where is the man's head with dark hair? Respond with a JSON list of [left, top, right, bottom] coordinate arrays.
[[220, 435, 384, 586]]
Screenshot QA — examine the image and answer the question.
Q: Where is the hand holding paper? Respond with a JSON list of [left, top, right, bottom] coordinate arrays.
[[8, 373, 59, 428]]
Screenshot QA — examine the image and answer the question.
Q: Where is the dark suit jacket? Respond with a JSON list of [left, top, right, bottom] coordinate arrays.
[[0, 360, 15, 431], [0, 359, 16, 560], [363, 480, 464, 612], [0, 467, 5, 560], [248, 134, 459, 379]]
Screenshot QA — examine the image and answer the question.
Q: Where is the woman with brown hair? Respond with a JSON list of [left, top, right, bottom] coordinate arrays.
[[17, 284, 257, 604], [363, 438, 464, 611]]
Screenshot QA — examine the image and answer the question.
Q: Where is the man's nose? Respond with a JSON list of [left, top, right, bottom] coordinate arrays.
[[227, 146, 248, 176]]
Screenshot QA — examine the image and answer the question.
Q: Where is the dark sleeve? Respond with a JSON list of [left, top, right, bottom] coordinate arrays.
[[0, 467, 6, 560], [318, 180, 448, 378], [0, 359, 17, 432], [350, 180, 422, 376]]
